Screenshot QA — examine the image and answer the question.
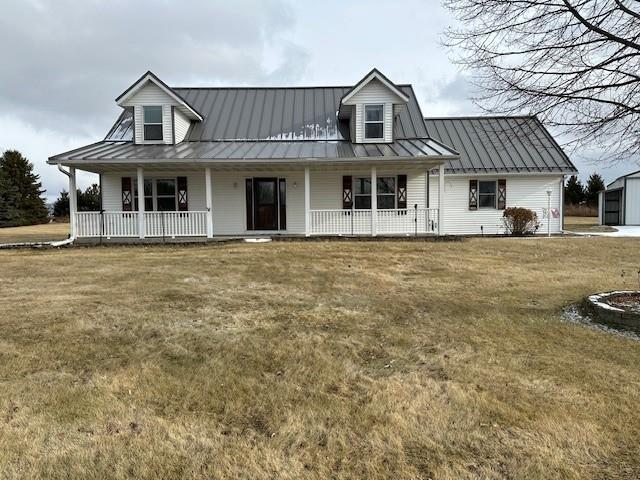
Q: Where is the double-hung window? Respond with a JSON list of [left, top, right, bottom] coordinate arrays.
[[364, 104, 384, 140], [478, 180, 497, 208], [143, 106, 163, 141], [354, 176, 396, 209], [156, 179, 177, 211]]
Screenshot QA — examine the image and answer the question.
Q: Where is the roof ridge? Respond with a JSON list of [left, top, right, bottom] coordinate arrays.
[[424, 115, 537, 120], [172, 84, 413, 90]]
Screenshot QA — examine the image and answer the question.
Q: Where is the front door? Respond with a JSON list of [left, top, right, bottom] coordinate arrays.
[[253, 178, 279, 230]]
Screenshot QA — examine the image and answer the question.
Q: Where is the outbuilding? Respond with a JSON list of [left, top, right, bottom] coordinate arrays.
[[599, 170, 640, 226]]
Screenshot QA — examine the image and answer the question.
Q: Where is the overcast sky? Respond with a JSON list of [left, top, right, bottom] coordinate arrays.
[[0, 0, 637, 202]]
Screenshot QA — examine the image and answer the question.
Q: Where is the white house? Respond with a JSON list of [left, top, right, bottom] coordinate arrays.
[[48, 69, 577, 241], [598, 169, 640, 226]]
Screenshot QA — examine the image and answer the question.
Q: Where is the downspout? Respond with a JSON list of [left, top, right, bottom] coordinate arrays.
[[57, 163, 76, 243]]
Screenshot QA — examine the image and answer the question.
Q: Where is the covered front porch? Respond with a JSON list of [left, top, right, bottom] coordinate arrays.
[[62, 160, 446, 240]]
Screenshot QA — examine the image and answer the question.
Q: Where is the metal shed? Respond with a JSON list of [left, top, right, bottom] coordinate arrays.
[[599, 169, 640, 226]]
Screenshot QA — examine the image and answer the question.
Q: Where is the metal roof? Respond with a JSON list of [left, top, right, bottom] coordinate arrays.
[[424, 116, 577, 174], [50, 138, 456, 164], [104, 85, 430, 142]]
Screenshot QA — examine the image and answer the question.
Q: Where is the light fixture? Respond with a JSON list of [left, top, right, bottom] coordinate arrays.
[[233, 181, 238, 189]]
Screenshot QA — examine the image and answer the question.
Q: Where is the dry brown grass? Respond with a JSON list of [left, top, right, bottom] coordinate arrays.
[[1, 238, 640, 479], [564, 216, 617, 233], [564, 204, 598, 217], [0, 222, 69, 244]]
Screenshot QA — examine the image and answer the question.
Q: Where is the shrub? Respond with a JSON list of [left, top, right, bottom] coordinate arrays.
[[503, 207, 539, 235]]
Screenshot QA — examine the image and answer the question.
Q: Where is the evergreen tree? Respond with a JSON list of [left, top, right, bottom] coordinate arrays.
[[0, 166, 20, 227], [78, 184, 101, 211], [585, 173, 606, 206], [53, 190, 70, 218], [565, 175, 585, 205], [53, 184, 101, 218], [0, 150, 49, 226]]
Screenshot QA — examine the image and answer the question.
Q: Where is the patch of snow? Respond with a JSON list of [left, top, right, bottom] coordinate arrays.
[[244, 238, 271, 243], [587, 291, 638, 313], [562, 304, 640, 341]]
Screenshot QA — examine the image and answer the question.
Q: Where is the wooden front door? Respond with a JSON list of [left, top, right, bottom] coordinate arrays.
[[253, 178, 279, 230]]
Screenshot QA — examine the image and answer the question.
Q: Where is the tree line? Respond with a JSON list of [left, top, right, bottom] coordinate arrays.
[[0, 149, 102, 228], [565, 173, 605, 206]]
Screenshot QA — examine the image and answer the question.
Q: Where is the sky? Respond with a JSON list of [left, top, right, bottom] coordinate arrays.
[[0, 0, 637, 203]]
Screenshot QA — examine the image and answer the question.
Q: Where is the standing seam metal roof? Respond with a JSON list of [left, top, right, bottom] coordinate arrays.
[[424, 116, 577, 174]]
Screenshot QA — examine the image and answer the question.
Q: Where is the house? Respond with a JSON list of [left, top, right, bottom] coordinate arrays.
[[48, 69, 577, 241], [598, 169, 640, 226]]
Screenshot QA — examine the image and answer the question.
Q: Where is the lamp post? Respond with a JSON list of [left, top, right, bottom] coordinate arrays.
[[546, 190, 552, 237]]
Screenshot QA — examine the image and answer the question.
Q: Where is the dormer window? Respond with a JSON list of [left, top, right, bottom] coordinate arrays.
[[143, 106, 163, 141], [364, 104, 384, 140]]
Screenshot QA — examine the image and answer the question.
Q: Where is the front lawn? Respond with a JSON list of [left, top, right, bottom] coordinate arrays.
[[0, 222, 70, 244], [1, 238, 640, 479]]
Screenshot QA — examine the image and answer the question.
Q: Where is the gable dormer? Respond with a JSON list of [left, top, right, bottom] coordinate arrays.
[[115, 71, 202, 145], [340, 69, 409, 144]]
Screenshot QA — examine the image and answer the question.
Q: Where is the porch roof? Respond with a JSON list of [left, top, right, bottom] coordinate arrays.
[[48, 137, 459, 167]]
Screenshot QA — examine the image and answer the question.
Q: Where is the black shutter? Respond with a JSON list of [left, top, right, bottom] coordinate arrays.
[[342, 176, 353, 209], [122, 177, 132, 211], [497, 179, 507, 210], [469, 179, 478, 210], [245, 178, 254, 230], [177, 176, 188, 211], [279, 178, 286, 230], [397, 174, 407, 209]]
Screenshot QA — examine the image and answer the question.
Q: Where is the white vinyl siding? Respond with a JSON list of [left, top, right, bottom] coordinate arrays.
[[343, 79, 400, 143], [625, 178, 640, 225], [174, 109, 191, 143], [430, 174, 564, 235], [102, 172, 206, 212], [122, 82, 194, 145], [100, 169, 564, 235]]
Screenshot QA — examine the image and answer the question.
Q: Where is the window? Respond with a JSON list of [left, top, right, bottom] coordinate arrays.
[[156, 179, 176, 211], [377, 177, 396, 209], [354, 176, 396, 209], [479, 180, 497, 208], [143, 106, 163, 141], [134, 179, 153, 211], [364, 104, 384, 140]]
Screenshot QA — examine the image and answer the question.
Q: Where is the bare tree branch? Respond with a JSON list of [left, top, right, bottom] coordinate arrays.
[[443, 0, 640, 163]]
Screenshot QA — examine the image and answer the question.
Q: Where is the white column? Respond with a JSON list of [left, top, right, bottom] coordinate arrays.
[[137, 167, 145, 238], [205, 167, 213, 238], [69, 167, 77, 238], [371, 166, 377, 236], [438, 163, 445, 236], [304, 167, 311, 237]]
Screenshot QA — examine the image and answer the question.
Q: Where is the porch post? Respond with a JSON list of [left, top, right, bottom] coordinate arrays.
[[137, 167, 145, 239], [69, 167, 77, 238], [371, 166, 377, 236], [205, 167, 213, 238], [438, 163, 445, 236], [304, 167, 310, 237]]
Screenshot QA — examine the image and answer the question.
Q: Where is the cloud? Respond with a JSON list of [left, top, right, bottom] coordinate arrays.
[[0, 0, 305, 137]]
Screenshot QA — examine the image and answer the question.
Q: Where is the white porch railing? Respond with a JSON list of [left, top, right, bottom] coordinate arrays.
[[309, 208, 438, 236], [74, 211, 208, 238], [145, 211, 207, 237]]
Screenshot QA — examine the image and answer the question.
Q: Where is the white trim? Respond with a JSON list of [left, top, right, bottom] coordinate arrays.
[[371, 166, 377, 236], [69, 167, 77, 238], [438, 163, 445, 235], [142, 106, 164, 142], [341, 70, 410, 105], [205, 167, 213, 238], [137, 167, 145, 238], [363, 104, 385, 141], [304, 167, 310, 236], [117, 73, 203, 121]]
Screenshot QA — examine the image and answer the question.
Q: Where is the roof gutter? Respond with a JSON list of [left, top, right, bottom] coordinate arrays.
[[56, 163, 76, 243]]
